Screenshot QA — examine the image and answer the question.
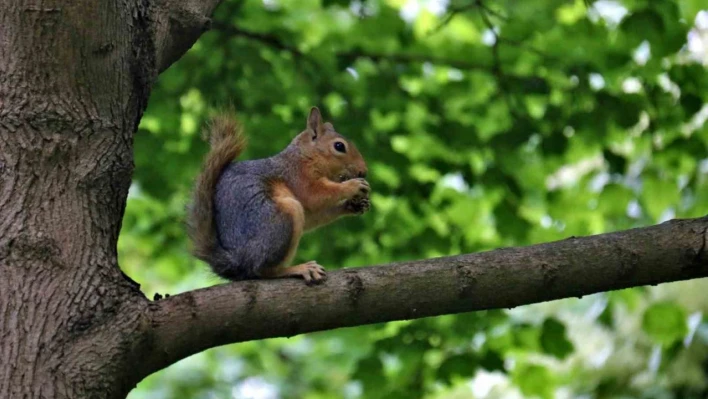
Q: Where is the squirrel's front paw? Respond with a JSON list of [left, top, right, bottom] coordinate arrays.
[[343, 178, 370, 199]]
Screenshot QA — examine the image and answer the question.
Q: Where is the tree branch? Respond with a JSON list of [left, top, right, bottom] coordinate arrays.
[[152, 0, 225, 73], [212, 24, 491, 71], [478, 6, 523, 119], [212, 22, 303, 57], [137, 216, 708, 378], [336, 49, 491, 71]]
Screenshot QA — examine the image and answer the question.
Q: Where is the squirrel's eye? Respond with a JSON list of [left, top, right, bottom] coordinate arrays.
[[334, 141, 346, 153]]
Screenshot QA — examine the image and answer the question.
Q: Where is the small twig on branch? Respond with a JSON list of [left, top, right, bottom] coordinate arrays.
[[476, 1, 508, 20], [210, 18, 550, 99], [431, 3, 476, 34], [478, 5, 523, 118], [496, 37, 554, 60], [432, 0, 507, 34], [433, 0, 553, 63], [336, 49, 490, 71], [212, 22, 303, 57], [212, 23, 495, 72]]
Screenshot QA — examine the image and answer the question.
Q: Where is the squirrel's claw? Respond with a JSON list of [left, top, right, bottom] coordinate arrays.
[[342, 178, 370, 199], [292, 260, 326, 285], [356, 178, 370, 195]]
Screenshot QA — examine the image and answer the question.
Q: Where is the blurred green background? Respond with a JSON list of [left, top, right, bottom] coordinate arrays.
[[122, 0, 708, 397]]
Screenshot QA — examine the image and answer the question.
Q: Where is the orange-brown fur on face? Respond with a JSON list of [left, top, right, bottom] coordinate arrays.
[[285, 108, 369, 231]]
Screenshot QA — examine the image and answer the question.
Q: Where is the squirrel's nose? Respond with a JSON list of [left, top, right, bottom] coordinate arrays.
[[357, 171, 367, 179]]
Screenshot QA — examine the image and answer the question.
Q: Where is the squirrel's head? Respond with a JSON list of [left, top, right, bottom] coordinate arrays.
[[294, 107, 368, 182]]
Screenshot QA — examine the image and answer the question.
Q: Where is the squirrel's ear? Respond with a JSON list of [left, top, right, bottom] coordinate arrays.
[[307, 106, 323, 140]]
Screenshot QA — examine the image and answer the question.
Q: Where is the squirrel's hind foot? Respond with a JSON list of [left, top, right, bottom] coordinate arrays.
[[291, 261, 327, 285], [261, 261, 327, 285]]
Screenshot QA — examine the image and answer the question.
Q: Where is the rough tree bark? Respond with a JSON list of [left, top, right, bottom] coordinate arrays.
[[0, 1, 706, 398], [0, 0, 219, 397]]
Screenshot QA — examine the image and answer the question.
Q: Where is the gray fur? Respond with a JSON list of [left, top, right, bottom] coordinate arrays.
[[210, 157, 295, 280]]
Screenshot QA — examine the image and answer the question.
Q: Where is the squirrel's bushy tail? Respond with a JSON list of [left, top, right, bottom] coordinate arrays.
[[187, 113, 246, 269]]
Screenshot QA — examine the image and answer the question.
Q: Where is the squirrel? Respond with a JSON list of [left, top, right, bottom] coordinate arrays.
[[187, 107, 370, 284]]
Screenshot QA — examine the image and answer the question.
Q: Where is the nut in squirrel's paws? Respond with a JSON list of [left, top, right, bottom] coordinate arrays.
[[338, 174, 371, 214], [345, 195, 371, 214], [292, 261, 326, 285]]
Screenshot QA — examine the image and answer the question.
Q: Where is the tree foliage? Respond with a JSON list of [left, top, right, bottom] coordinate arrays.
[[122, 0, 708, 397]]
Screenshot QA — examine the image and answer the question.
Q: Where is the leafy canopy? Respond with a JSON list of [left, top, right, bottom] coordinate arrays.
[[123, 0, 708, 397]]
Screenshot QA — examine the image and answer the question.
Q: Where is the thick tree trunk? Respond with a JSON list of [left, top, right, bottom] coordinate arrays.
[[0, 0, 217, 397], [0, 0, 151, 396], [0, 1, 706, 398]]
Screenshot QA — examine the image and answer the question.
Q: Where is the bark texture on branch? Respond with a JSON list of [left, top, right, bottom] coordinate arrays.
[[142, 217, 708, 378], [153, 0, 222, 72]]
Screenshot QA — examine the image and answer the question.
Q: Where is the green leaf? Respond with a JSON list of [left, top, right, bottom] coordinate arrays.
[[680, 93, 703, 117], [608, 288, 645, 311], [479, 350, 505, 372], [641, 175, 680, 221], [353, 356, 387, 396], [598, 303, 614, 328], [513, 323, 541, 352], [620, 9, 664, 48], [437, 354, 478, 383], [513, 364, 555, 399], [540, 318, 574, 359], [598, 184, 633, 218], [642, 302, 688, 347]]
